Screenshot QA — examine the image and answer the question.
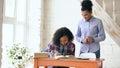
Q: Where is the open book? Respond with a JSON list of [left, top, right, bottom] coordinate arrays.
[[54, 55, 75, 60], [76, 53, 96, 60]]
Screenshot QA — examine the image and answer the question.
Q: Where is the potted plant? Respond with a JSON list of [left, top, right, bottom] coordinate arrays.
[[6, 43, 33, 68]]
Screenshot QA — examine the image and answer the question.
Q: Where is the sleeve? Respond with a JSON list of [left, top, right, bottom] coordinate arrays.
[[75, 23, 83, 43], [72, 43, 75, 55], [69, 42, 75, 55], [48, 42, 59, 57], [47, 43, 55, 57], [48, 43, 54, 52], [94, 20, 106, 42]]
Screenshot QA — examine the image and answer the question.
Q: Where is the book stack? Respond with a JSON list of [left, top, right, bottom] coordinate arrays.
[[34, 52, 49, 58]]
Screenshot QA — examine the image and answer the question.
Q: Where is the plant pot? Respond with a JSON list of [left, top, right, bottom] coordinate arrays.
[[15, 64, 25, 68]]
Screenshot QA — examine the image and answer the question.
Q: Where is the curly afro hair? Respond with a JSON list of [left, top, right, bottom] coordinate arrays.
[[52, 27, 74, 46]]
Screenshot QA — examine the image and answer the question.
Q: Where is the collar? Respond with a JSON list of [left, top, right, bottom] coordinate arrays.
[[83, 16, 94, 22]]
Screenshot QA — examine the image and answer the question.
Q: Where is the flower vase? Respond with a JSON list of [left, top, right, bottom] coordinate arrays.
[[16, 64, 25, 68]]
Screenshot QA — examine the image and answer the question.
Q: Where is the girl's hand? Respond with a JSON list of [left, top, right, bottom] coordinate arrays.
[[54, 53, 61, 56]]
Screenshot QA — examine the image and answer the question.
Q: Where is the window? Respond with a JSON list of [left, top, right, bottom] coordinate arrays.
[[2, 0, 41, 68]]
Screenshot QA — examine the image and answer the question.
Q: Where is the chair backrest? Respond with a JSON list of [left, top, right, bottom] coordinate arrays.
[[79, 53, 96, 58]]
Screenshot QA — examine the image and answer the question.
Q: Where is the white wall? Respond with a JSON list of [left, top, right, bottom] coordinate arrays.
[[41, 0, 81, 49], [100, 32, 120, 68], [41, 0, 120, 68], [0, 0, 3, 67]]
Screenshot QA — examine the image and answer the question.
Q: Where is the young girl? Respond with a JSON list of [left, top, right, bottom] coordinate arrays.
[[48, 27, 75, 68]]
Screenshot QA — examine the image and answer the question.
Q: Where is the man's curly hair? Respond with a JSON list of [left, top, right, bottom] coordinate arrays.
[[52, 27, 74, 46]]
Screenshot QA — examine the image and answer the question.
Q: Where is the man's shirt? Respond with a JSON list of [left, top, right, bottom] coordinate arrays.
[[76, 16, 106, 53]]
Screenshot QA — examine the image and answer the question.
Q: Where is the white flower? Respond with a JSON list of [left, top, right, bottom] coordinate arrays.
[[6, 43, 33, 65]]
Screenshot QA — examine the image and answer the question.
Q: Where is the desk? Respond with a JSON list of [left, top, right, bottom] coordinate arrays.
[[34, 58, 104, 68]]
